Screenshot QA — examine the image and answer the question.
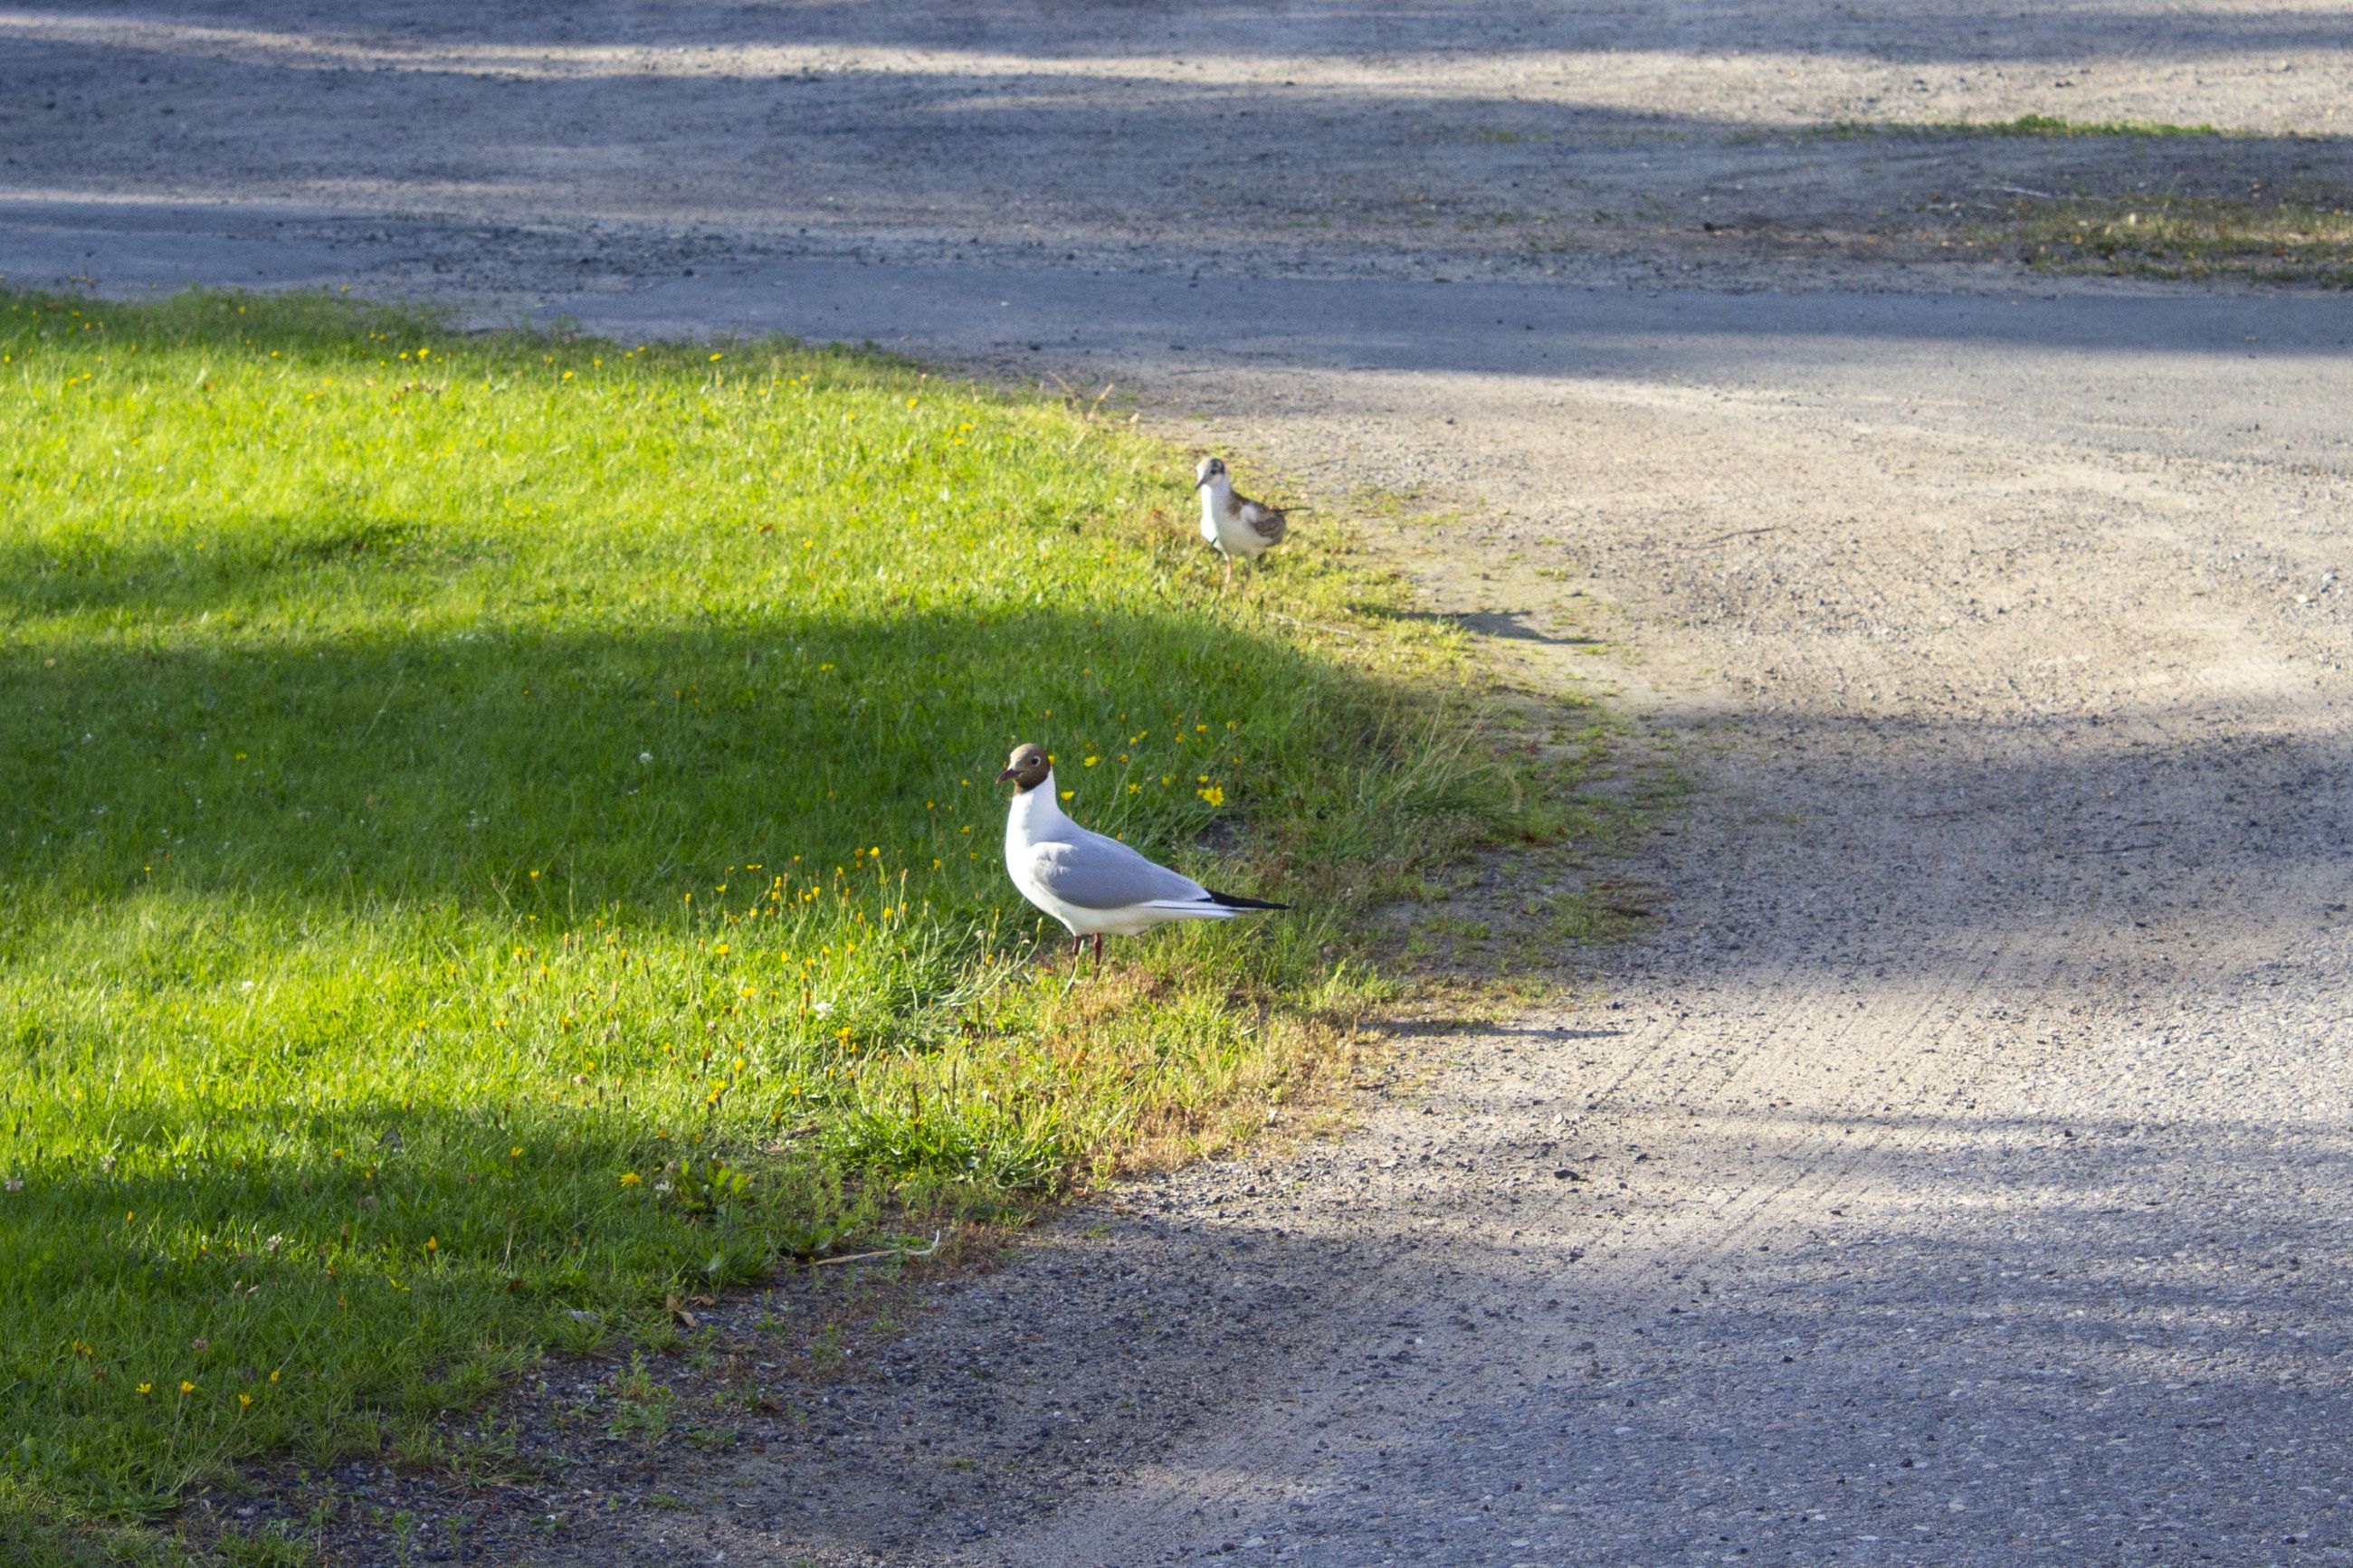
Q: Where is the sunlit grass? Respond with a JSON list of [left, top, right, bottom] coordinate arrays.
[[0, 289, 1556, 1558], [1987, 193, 2353, 283]]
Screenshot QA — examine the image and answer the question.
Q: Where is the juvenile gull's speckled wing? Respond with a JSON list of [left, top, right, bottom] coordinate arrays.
[[1240, 498, 1287, 546]]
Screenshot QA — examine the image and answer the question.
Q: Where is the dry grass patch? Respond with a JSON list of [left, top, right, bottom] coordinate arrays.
[[1985, 192, 2353, 284]]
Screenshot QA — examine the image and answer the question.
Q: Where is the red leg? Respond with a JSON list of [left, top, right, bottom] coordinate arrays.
[[1091, 933, 1104, 968]]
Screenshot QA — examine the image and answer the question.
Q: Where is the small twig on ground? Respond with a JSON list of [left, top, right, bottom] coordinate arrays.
[[1995, 184, 2056, 199], [1700, 525, 1792, 546], [806, 1230, 945, 1269]]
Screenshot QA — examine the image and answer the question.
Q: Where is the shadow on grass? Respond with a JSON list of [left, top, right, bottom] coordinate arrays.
[[0, 1096, 864, 1525], [2, 601, 1483, 917], [1361, 604, 1605, 647]]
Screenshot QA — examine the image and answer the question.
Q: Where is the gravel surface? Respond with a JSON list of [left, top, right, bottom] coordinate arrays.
[[8, 5, 2353, 1564], [7, 0, 2353, 295]]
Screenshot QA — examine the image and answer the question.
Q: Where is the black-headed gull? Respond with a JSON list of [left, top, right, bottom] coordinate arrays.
[[1196, 456, 1288, 592], [996, 742, 1287, 964]]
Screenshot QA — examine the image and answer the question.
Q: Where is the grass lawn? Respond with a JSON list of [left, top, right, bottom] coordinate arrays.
[[0, 290, 1555, 1562]]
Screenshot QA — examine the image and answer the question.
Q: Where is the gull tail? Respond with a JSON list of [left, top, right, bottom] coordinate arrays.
[[1205, 889, 1290, 912]]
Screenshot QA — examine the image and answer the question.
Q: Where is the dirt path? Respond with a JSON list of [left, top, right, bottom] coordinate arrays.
[[553, 271, 2352, 1568], [9, 5, 2353, 1563]]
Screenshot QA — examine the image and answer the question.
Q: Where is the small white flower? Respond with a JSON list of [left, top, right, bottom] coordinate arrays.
[[639, 751, 653, 765], [239, 980, 256, 993], [812, 1001, 834, 1017]]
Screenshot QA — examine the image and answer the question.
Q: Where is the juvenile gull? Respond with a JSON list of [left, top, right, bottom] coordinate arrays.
[[1196, 456, 1288, 592], [996, 742, 1287, 964]]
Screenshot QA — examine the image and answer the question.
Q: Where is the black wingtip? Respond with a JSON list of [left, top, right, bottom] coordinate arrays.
[[1206, 889, 1291, 912]]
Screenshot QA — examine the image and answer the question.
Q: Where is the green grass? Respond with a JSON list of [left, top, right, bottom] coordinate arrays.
[[0, 290, 1534, 1559], [1987, 193, 2353, 283]]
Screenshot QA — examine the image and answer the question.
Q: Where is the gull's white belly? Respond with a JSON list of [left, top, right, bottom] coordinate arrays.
[[1202, 501, 1271, 559]]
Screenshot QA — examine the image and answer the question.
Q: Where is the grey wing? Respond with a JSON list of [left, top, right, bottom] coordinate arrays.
[[1028, 833, 1210, 911], [1240, 499, 1287, 545]]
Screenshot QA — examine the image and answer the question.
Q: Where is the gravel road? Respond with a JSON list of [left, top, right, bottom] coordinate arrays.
[[8, 5, 2353, 1563]]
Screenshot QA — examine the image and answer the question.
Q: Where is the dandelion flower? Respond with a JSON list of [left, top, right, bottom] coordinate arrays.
[[137, 1383, 152, 1397], [179, 1381, 196, 1395], [239, 1392, 252, 1410], [620, 1172, 642, 1186]]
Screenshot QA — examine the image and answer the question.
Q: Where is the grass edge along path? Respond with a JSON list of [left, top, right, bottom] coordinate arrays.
[[1990, 192, 2353, 285], [0, 290, 1605, 1563]]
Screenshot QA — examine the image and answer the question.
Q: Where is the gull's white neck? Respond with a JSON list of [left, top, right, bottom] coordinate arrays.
[[1006, 773, 1068, 843], [1199, 477, 1234, 518]]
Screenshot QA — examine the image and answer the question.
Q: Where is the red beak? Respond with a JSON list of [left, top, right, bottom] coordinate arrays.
[[996, 766, 1019, 783]]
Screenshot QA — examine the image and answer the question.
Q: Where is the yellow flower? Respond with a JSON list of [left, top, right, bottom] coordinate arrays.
[[425, 1236, 438, 1252], [510, 1146, 522, 1159], [269, 1370, 280, 1384], [710, 352, 723, 362], [714, 943, 730, 955], [1198, 785, 1225, 806], [1059, 791, 1074, 801], [137, 1383, 152, 1397], [1082, 756, 1099, 767], [620, 1172, 642, 1186], [179, 1381, 196, 1395], [239, 1392, 252, 1410]]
